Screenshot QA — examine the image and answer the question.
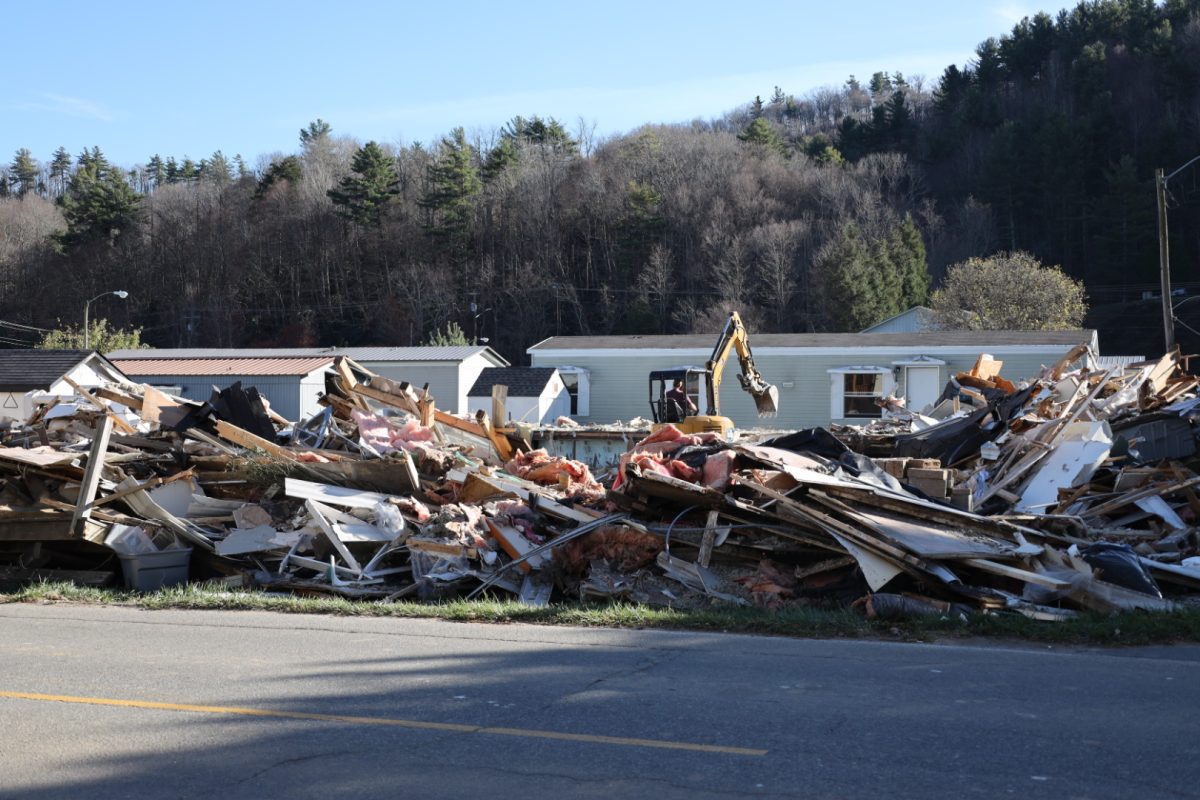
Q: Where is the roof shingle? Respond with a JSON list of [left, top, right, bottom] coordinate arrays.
[[468, 367, 558, 397], [0, 350, 96, 391]]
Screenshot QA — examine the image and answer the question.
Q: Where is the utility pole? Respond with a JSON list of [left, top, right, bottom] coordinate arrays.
[[1156, 167, 1174, 353], [1157, 155, 1200, 355]]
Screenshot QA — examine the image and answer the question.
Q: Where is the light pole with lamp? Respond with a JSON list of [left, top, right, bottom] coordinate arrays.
[[469, 301, 493, 345], [1156, 154, 1200, 353], [83, 290, 129, 350]]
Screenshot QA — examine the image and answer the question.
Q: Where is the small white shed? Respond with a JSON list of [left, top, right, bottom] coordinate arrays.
[[467, 367, 570, 424], [0, 350, 130, 423]]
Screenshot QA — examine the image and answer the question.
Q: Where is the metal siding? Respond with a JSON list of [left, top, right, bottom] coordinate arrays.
[[139, 374, 304, 422], [533, 345, 1083, 429], [362, 362, 461, 414]]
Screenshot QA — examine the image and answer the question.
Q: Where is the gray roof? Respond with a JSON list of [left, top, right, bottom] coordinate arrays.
[[107, 345, 508, 366], [528, 330, 1097, 351], [860, 306, 937, 333], [0, 349, 99, 391], [468, 367, 558, 398]]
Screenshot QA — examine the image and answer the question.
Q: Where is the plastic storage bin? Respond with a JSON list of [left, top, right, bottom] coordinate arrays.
[[118, 547, 192, 591]]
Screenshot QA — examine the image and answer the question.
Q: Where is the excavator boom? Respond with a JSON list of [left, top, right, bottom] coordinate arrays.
[[705, 312, 779, 418]]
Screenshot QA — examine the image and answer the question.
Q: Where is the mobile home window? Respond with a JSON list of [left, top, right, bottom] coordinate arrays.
[[843, 373, 884, 417], [828, 367, 891, 419]]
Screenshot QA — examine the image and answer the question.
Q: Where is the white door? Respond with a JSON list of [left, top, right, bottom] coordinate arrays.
[[904, 366, 941, 413]]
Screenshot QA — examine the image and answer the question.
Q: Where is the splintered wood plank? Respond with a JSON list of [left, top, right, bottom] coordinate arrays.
[[71, 414, 113, 534], [214, 420, 297, 462], [63, 376, 137, 435], [962, 558, 1070, 590]]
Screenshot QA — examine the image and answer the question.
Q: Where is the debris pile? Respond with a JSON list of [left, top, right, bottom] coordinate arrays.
[[1, 348, 1198, 620]]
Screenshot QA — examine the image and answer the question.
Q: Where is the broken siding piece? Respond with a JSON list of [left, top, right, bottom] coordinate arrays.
[[305, 499, 363, 573], [285, 477, 395, 510]]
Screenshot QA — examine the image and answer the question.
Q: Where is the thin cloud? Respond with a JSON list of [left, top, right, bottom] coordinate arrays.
[[336, 49, 972, 141], [18, 93, 115, 121], [994, 4, 1032, 25]]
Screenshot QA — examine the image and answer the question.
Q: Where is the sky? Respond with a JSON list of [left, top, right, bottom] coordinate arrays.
[[2, 0, 1069, 168]]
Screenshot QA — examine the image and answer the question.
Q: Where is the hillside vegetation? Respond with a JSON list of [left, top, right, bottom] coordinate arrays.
[[0, 0, 1197, 358]]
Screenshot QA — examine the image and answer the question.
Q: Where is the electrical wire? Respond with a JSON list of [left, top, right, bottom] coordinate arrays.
[[0, 319, 52, 333], [662, 505, 698, 558]]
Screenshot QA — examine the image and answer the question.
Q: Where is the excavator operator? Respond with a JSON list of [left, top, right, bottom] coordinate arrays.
[[664, 379, 697, 421]]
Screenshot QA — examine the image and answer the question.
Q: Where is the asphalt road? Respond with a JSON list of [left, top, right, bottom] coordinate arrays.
[[1, 604, 1198, 799]]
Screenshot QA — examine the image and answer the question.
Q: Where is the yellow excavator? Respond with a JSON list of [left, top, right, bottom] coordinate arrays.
[[648, 312, 780, 435]]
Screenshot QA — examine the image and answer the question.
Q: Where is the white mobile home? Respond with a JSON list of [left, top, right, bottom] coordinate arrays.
[[528, 330, 1098, 430]]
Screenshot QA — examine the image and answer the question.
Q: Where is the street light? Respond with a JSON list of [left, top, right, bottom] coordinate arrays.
[[1156, 154, 1200, 352], [469, 301, 493, 345], [83, 290, 129, 350]]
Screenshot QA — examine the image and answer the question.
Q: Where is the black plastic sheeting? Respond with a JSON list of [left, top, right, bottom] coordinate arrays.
[[169, 381, 278, 441], [762, 428, 906, 494], [1080, 543, 1163, 598], [892, 385, 1038, 466], [1111, 412, 1197, 464]]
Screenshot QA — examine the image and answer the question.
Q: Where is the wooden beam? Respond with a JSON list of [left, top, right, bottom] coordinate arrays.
[[213, 420, 298, 462], [71, 414, 113, 535], [697, 509, 720, 568], [93, 385, 144, 410], [63, 376, 137, 435], [962, 558, 1071, 590], [491, 384, 508, 425]]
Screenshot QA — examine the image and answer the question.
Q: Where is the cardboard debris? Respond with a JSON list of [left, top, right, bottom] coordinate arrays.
[[0, 346, 1198, 620]]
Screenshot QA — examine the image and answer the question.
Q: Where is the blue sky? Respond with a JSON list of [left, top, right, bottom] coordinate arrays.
[[3, 1, 1065, 168]]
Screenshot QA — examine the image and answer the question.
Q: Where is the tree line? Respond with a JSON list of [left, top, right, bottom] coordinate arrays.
[[0, 0, 1196, 360]]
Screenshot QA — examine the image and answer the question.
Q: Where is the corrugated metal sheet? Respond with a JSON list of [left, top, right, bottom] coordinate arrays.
[[137, 375, 321, 421], [107, 346, 508, 365], [114, 357, 333, 376]]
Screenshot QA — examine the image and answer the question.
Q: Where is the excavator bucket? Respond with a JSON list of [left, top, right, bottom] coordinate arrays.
[[752, 382, 780, 417]]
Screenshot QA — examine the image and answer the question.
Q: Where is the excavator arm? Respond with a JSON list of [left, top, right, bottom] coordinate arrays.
[[704, 312, 779, 418]]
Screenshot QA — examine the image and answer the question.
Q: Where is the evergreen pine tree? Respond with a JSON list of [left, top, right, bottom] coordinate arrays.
[[10, 148, 38, 197], [419, 128, 481, 254], [328, 141, 399, 227], [738, 118, 785, 154], [146, 154, 166, 190], [889, 215, 930, 308], [56, 147, 140, 249], [49, 147, 72, 197]]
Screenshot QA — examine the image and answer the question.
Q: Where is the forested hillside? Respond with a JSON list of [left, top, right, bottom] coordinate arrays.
[[1, 0, 1197, 359]]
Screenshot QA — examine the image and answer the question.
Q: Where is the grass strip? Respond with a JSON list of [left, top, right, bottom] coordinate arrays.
[[5, 581, 1200, 646]]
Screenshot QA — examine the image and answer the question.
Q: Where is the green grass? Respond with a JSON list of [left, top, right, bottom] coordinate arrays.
[[5, 581, 1200, 646]]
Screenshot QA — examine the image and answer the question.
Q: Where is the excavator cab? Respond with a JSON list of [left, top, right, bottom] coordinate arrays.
[[649, 368, 706, 424]]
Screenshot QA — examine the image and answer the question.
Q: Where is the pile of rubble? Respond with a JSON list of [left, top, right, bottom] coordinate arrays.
[[1, 348, 1198, 621]]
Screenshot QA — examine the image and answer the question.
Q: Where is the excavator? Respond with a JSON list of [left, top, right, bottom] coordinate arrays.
[[648, 311, 780, 435]]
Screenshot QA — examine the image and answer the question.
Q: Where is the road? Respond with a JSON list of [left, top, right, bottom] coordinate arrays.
[[0, 604, 1197, 799]]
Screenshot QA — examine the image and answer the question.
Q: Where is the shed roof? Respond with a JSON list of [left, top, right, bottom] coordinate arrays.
[[107, 345, 508, 365], [528, 330, 1096, 352], [0, 349, 105, 391], [113, 357, 333, 377], [860, 306, 937, 333], [468, 367, 558, 398]]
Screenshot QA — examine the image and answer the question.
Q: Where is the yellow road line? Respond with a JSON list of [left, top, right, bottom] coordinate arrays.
[[0, 691, 767, 757]]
